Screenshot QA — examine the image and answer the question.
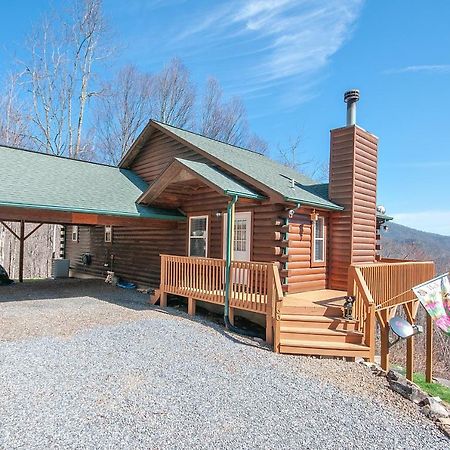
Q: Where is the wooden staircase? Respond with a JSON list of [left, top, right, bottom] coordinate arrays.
[[276, 290, 371, 359]]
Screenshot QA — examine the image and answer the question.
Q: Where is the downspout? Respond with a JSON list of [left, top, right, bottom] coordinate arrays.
[[224, 194, 260, 337]]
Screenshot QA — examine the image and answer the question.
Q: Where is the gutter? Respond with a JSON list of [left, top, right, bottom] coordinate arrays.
[[284, 196, 344, 211], [223, 189, 265, 200]]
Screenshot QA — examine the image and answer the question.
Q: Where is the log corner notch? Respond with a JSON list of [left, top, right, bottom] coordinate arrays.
[[1, 220, 44, 282]]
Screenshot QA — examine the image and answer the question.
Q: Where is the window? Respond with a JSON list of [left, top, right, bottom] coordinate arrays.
[[71, 226, 79, 242], [312, 217, 325, 264], [234, 218, 247, 252], [189, 216, 208, 257], [104, 225, 112, 243]]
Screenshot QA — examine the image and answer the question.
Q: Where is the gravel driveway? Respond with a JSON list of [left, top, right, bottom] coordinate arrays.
[[0, 280, 447, 449]]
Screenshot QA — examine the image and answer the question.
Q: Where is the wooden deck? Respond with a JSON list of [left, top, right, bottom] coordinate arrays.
[[283, 289, 347, 308], [158, 255, 435, 364]]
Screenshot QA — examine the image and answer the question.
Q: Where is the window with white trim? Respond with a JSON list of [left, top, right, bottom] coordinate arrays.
[[105, 225, 112, 243], [188, 216, 208, 257], [71, 226, 79, 242], [312, 217, 325, 263]]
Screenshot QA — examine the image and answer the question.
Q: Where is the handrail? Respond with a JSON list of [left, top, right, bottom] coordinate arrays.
[[347, 266, 376, 360], [348, 260, 435, 362], [352, 261, 435, 311]]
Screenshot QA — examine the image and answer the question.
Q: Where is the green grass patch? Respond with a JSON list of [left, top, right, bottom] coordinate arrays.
[[413, 373, 450, 404]]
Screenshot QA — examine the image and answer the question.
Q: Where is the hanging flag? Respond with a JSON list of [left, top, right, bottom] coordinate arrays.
[[413, 273, 450, 336]]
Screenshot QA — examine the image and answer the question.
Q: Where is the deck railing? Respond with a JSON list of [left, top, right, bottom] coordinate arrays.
[[348, 260, 435, 361], [160, 254, 281, 315], [351, 261, 435, 311]]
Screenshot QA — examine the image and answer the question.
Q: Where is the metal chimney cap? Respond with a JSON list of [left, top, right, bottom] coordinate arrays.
[[344, 89, 360, 103]]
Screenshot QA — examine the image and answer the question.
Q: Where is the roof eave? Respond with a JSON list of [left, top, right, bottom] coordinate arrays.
[[224, 190, 265, 200], [118, 120, 154, 168], [283, 196, 344, 211], [0, 200, 186, 221]]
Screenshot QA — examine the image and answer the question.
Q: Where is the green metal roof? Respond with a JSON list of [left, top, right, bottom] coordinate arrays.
[[377, 212, 394, 222], [154, 121, 343, 211], [0, 145, 185, 220], [175, 158, 264, 199]]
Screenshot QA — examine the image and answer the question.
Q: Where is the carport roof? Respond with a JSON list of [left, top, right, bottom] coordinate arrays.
[[0, 145, 185, 221]]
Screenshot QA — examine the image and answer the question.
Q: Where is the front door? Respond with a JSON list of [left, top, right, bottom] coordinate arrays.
[[223, 211, 252, 262], [223, 211, 252, 286]]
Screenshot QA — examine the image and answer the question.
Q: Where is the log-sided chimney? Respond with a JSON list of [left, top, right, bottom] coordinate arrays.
[[328, 90, 378, 290]]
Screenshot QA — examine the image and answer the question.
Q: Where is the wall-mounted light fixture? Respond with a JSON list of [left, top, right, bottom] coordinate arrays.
[[215, 211, 222, 218], [310, 209, 319, 222]]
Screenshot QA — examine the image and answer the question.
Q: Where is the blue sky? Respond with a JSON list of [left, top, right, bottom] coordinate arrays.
[[1, 1, 449, 235]]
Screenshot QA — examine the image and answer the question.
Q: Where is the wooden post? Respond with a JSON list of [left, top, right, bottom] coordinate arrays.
[[159, 255, 167, 307], [265, 313, 273, 345], [228, 307, 235, 326], [380, 309, 390, 372], [425, 313, 433, 383], [188, 297, 196, 316], [18, 220, 25, 283], [405, 303, 414, 382]]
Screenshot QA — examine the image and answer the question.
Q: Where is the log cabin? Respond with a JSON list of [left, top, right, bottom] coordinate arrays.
[[0, 90, 435, 366]]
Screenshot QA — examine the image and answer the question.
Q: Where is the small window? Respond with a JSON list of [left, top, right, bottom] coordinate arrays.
[[71, 226, 79, 242], [104, 225, 113, 243], [189, 216, 208, 257], [312, 217, 325, 263]]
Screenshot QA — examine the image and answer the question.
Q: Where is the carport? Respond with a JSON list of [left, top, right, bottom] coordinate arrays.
[[0, 144, 185, 282]]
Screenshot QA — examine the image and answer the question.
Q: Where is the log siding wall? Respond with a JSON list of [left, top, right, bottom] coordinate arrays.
[[285, 209, 329, 293], [65, 188, 286, 288], [130, 129, 207, 183], [66, 223, 186, 287]]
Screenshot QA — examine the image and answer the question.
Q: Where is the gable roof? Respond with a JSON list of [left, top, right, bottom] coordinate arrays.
[[0, 145, 184, 221], [120, 120, 343, 211], [138, 158, 264, 204]]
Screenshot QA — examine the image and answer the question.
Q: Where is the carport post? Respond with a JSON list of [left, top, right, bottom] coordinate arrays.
[[19, 220, 25, 283]]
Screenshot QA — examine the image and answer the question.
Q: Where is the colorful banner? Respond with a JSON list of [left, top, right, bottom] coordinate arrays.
[[413, 274, 450, 336]]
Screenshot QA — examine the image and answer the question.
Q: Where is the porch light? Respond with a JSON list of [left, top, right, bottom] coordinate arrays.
[[310, 209, 319, 222], [215, 211, 222, 218]]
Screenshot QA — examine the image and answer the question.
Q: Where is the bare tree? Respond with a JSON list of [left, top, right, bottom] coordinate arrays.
[[278, 133, 329, 181], [94, 66, 153, 164], [246, 133, 268, 154], [201, 78, 248, 146], [151, 58, 195, 128], [19, 0, 109, 159], [278, 135, 304, 170], [0, 74, 30, 148]]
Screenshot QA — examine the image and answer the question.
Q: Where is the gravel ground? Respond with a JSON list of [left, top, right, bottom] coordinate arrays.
[[0, 279, 448, 449]]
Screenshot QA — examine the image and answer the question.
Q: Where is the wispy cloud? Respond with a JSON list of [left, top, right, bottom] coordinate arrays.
[[384, 64, 450, 75], [167, 0, 364, 105], [392, 211, 450, 236]]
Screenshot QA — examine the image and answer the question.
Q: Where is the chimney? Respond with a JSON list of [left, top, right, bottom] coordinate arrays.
[[344, 89, 360, 126], [328, 90, 378, 290]]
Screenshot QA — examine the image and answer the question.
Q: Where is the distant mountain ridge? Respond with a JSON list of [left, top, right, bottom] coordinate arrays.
[[381, 222, 450, 274]]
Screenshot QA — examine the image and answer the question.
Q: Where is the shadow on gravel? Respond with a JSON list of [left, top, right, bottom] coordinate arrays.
[[153, 296, 272, 353]]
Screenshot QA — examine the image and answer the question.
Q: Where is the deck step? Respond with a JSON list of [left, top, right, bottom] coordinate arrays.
[[279, 338, 370, 358], [279, 314, 358, 330], [279, 326, 364, 344], [279, 305, 343, 317]]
